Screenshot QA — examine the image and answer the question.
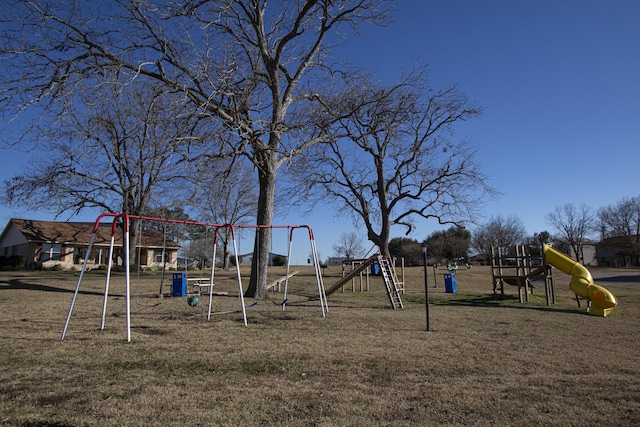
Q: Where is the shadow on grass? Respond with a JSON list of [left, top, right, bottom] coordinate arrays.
[[0, 278, 116, 297], [595, 275, 640, 283], [405, 292, 586, 315]]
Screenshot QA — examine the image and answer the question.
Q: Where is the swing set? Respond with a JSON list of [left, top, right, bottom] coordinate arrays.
[[61, 213, 328, 342]]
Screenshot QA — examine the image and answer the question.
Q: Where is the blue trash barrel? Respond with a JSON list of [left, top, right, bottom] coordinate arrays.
[[172, 272, 187, 297], [371, 262, 380, 276], [444, 273, 457, 293]]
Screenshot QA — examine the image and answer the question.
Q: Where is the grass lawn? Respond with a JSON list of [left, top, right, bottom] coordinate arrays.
[[1, 264, 639, 426]]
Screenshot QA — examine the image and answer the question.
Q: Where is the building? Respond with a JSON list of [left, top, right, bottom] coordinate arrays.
[[326, 256, 346, 266], [596, 235, 640, 267], [0, 218, 180, 271], [553, 241, 597, 266], [237, 252, 287, 267]]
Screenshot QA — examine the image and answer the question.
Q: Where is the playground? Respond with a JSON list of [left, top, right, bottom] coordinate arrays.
[[1, 263, 639, 425]]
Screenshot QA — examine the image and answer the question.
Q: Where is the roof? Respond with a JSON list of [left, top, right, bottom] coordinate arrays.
[[238, 252, 287, 258], [4, 218, 181, 249], [597, 235, 640, 248]]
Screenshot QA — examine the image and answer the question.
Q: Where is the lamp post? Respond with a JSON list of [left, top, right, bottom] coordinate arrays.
[[423, 243, 431, 332]]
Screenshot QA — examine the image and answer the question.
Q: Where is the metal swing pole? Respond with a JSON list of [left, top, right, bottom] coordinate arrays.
[[231, 226, 248, 326], [207, 227, 218, 321], [62, 213, 119, 341], [124, 214, 132, 342], [307, 227, 328, 316], [61, 233, 96, 341], [157, 222, 168, 297], [281, 227, 294, 311], [100, 217, 119, 330]]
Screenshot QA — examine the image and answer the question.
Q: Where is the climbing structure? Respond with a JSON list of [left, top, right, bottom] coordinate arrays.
[[491, 245, 556, 306], [377, 253, 404, 309], [491, 244, 618, 316], [324, 250, 404, 309]]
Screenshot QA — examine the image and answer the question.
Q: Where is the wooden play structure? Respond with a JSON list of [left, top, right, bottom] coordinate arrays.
[[341, 258, 373, 293], [324, 251, 404, 309], [490, 245, 557, 306], [333, 257, 404, 294], [491, 244, 618, 317], [491, 244, 618, 316], [266, 271, 299, 292]]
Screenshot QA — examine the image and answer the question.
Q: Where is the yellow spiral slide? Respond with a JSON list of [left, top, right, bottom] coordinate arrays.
[[543, 244, 617, 316]]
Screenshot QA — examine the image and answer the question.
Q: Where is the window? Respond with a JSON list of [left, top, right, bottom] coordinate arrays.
[[156, 251, 171, 263], [93, 248, 103, 264], [74, 247, 87, 264], [137, 248, 148, 265], [41, 243, 62, 261]]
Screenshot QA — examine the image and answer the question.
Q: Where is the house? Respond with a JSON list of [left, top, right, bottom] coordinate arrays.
[[237, 252, 287, 267], [0, 218, 180, 271], [326, 256, 346, 266], [596, 235, 640, 267], [552, 241, 597, 266]]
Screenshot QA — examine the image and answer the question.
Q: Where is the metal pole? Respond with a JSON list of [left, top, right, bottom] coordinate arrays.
[[433, 264, 438, 288], [423, 245, 431, 332]]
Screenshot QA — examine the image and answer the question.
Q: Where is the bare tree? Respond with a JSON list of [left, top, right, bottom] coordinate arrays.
[[2, 79, 199, 261], [195, 159, 258, 269], [471, 215, 527, 262], [0, 0, 391, 298], [546, 203, 595, 262], [4, 81, 196, 215], [143, 207, 191, 237], [332, 232, 366, 260], [291, 69, 494, 256], [597, 196, 640, 240], [180, 225, 217, 270]]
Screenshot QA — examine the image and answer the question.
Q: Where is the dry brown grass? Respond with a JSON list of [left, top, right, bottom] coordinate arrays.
[[1, 264, 639, 426]]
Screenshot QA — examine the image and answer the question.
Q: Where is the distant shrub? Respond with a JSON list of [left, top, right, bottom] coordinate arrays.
[[0, 255, 26, 270], [272, 255, 287, 267]]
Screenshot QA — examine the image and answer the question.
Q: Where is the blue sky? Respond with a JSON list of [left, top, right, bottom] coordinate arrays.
[[1, 1, 639, 264], [280, 0, 640, 262]]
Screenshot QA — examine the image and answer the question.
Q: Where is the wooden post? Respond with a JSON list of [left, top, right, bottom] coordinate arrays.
[[365, 264, 370, 292], [351, 261, 356, 292], [400, 257, 405, 294], [491, 246, 497, 294], [544, 263, 551, 306], [523, 245, 531, 301], [497, 247, 505, 298]]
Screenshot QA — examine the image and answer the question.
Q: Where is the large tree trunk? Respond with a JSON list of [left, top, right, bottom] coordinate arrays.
[[222, 237, 230, 270], [127, 217, 141, 268], [368, 229, 391, 260], [245, 163, 276, 298], [367, 203, 391, 258]]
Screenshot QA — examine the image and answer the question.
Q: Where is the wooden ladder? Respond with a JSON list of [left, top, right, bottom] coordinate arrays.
[[377, 254, 404, 309]]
